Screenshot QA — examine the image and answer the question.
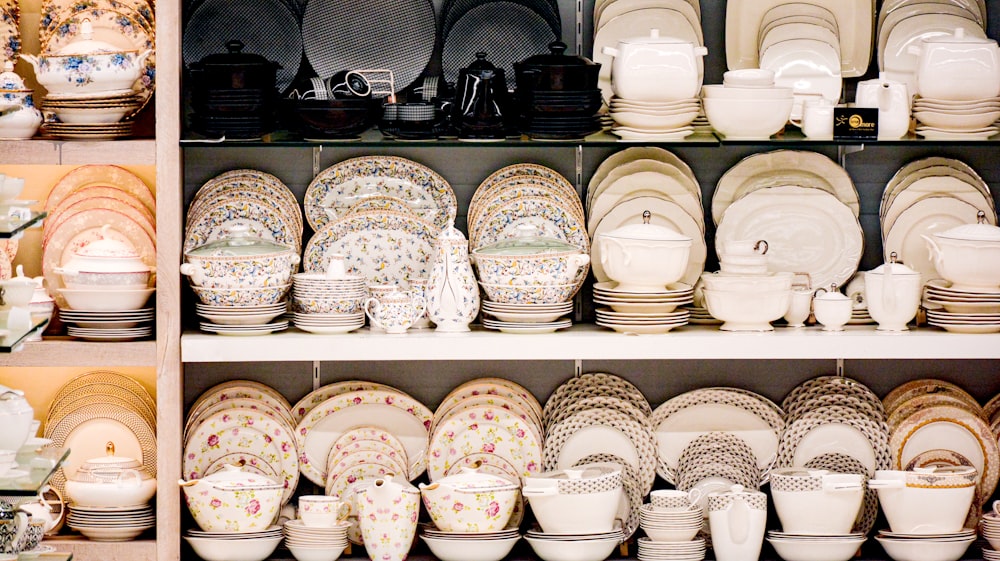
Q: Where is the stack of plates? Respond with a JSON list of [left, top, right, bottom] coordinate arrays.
[[923, 279, 1000, 333], [420, 525, 521, 561], [593, 281, 693, 334], [587, 147, 706, 287], [884, 378, 996, 528], [481, 301, 574, 334], [184, 526, 283, 561], [880, 157, 997, 282], [44, 370, 156, 496], [42, 165, 156, 312], [593, 0, 704, 105], [543, 372, 655, 537], [713, 150, 862, 290], [843, 274, 874, 325], [291, 381, 431, 543], [637, 535, 706, 561], [913, 96, 1000, 140], [303, 156, 455, 289], [291, 272, 366, 334], [41, 121, 135, 140], [283, 519, 349, 555], [59, 307, 154, 341], [183, 380, 298, 505], [195, 302, 287, 326], [981, 511, 1000, 557], [675, 431, 762, 500], [608, 97, 700, 141], [66, 504, 154, 541], [876, 0, 987, 98]]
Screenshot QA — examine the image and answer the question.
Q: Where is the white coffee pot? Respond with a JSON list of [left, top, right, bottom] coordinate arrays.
[[864, 253, 922, 331], [707, 485, 767, 561], [855, 72, 911, 140]]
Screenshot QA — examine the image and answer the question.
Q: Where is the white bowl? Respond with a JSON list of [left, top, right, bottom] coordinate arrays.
[[767, 537, 865, 561], [701, 85, 793, 99], [58, 287, 154, 311], [702, 287, 791, 332], [596, 232, 691, 293], [53, 106, 131, 124], [874, 535, 975, 561], [524, 536, 621, 561], [641, 524, 700, 542], [184, 536, 282, 561], [700, 272, 794, 293], [870, 470, 976, 534], [769, 468, 864, 535], [703, 97, 794, 139], [420, 535, 519, 561], [524, 487, 623, 534], [286, 543, 347, 561], [723, 69, 776, 88]]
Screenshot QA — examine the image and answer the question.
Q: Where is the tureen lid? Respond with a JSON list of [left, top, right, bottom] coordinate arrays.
[[0, 61, 28, 91], [193, 464, 282, 489], [933, 211, 1000, 241], [814, 284, 849, 301], [601, 211, 691, 241], [921, 27, 997, 45], [868, 252, 919, 276], [187, 224, 294, 257], [517, 41, 598, 68], [77, 442, 143, 471], [52, 19, 137, 55], [75, 232, 141, 260], [621, 28, 700, 47], [429, 466, 518, 491], [473, 224, 582, 255]]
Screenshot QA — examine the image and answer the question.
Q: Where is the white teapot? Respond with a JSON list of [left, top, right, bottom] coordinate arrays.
[[864, 253, 922, 331], [602, 29, 707, 102], [855, 73, 910, 140]]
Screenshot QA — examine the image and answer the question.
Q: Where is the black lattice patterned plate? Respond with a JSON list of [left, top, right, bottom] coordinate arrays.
[[442, 0, 560, 39]]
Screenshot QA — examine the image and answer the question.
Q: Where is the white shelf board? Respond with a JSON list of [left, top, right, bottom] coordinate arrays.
[[180, 323, 1000, 363]]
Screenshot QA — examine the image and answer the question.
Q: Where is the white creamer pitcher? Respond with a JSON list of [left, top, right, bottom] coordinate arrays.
[[855, 73, 910, 140], [355, 476, 420, 561], [707, 485, 767, 561]]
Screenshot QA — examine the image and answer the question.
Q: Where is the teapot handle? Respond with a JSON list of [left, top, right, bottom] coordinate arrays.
[[411, 295, 427, 321]]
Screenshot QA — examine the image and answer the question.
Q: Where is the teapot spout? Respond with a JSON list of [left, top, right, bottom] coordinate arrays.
[[18, 54, 40, 72]]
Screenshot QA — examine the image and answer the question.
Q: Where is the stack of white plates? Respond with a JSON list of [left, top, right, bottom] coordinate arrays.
[[637, 536, 706, 561], [913, 96, 1000, 140], [587, 147, 706, 287], [766, 531, 866, 561], [980, 511, 1000, 558], [593, 281, 693, 334], [67, 503, 154, 541], [60, 307, 154, 341], [183, 380, 298, 506], [843, 274, 874, 325], [880, 157, 997, 282], [283, 519, 348, 561], [685, 306, 719, 325], [481, 301, 572, 323], [923, 279, 1000, 334], [874, 528, 976, 561], [608, 97, 700, 141]]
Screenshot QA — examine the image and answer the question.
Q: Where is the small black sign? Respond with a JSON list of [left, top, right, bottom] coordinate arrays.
[[834, 107, 878, 141]]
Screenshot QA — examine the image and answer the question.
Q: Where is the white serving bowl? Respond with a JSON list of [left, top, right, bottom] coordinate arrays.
[[869, 469, 977, 534], [641, 524, 700, 542], [58, 287, 154, 311], [523, 464, 623, 534], [702, 85, 793, 100], [723, 69, 776, 88], [769, 468, 864, 535], [767, 537, 865, 561], [286, 543, 347, 561], [874, 535, 975, 561], [53, 106, 132, 124], [703, 96, 794, 139], [184, 536, 282, 561], [924, 221, 1000, 292], [700, 272, 793, 293], [524, 535, 621, 561], [420, 535, 519, 561], [702, 287, 791, 332]]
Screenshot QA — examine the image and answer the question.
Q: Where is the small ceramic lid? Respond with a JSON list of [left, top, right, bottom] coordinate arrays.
[[431, 466, 518, 491], [0, 385, 31, 414], [52, 19, 138, 55], [187, 224, 294, 257], [0, 61, 29, 91], [868, 252, 919, 276], [601, 211, 691, 242], [2, 265, 36, 287], [64, 230, 150, 273], [934, 211, 1000, 241], [77, 442, 142, 472], [922, 27, 997, 45], [473, 224, 583, 255], [814, 284, 849, 301], [192, 464, 282, 489]]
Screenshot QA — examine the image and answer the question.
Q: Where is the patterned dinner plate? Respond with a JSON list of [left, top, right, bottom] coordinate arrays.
[[428, 404, 543, 481], [188, 169, 302, 237], [304, 156, 456, 232], [302, 211, 438, 287], [468, 175, 585, 238], [470, 196, 590, 255], [544, 372, 651, 426], [775, 405, 891, 476], [45, 165, 155, 216], [473, 163, 577, 213], [183, 197, 300, 253], [437, 377, 543, 425]]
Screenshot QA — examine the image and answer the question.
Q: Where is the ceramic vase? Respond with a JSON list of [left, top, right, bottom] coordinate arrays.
[[426, 219, 479, 332], [356, 476, 420, 561]]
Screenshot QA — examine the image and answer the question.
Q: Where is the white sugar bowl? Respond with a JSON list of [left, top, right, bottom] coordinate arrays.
[[596, 210, 692, 292], [813, 285, 852, 331]]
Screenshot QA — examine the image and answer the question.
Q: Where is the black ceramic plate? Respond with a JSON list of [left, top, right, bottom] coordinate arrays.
[[442, 1, 557, 91], [301, 0, 435, 93], [183, 0, 302, 94], [442, 0, 560, 39]]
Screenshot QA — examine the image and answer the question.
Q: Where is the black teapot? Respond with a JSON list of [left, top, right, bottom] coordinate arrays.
[[452, 52, 510, 140]]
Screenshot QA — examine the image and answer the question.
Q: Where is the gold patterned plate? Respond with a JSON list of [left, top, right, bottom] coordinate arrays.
[[45, 165, 155, 216]]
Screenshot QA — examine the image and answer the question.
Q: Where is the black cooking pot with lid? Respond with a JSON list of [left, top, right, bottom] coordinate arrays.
[[188, 39, 281, 92], [514, 41, 601, 92]]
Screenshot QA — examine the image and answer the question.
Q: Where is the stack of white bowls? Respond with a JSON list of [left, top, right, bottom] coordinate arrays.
[[701, 239, 793, 331], [291, 261, 367, 334], [981, 507, 1000, 560], [602, 30, 707, 141], [909, 29, 1000, 139], [702, 83, 794, 140], [283, 495, 350, 561], [637, 490, 704, 561], [766, 468, 867, 561]]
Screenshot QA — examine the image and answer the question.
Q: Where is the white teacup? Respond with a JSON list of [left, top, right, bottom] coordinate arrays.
[[298, 495, 350, 528], [792, 99, 835, 140], [365, 290, 426, 334], [649, 488, 702, 511]]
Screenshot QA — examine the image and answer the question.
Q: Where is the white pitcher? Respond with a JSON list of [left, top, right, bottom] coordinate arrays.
[[855, 73, 911, 140], [707, 485, 767, 561], [426, 219, 479, 332], [355, 476, 419, 561], [864, 253, 922, 331]]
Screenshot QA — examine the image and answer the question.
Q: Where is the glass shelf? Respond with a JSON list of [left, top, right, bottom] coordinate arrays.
[[20, 553, 71, 561], [0, 446, 68, 497], [0, 212, 45, 240], [0, 318, 50, 354]]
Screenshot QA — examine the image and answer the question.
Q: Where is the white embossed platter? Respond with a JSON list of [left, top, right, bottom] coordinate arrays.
[[588, 147, 697, 212]]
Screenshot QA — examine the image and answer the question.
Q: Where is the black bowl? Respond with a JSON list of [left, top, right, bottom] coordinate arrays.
[[282, 98, 376, 138]]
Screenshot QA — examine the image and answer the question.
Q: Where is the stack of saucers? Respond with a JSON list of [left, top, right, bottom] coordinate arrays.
[[593, 281, 693, 334], [67, 503, 155, 541], [290, 269, 367, 334], [922, 279, 1000, 334], [981, 511, 1000, 559], [480, 300, 573, 332], [283, 519, 349, 561], [637, 536, 706, 561], [60, 307, 155, 341], [608, 96, 701, 141], [913, 96, 1000, 140], [183, 525, 283, 561], [420, 526, 520, 561], [523, 526, 625, 561]]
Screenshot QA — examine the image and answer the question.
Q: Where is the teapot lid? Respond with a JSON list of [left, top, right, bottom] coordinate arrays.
[[430, 465, 518, 491], [464, 52, 500, 73], [814, 284, 849, 300], [186, 224, 294, 257], [620, 28, 699, 46], [0, 386, 31, 414], [77, 442, 143, 471], [869, 252, 920, 276], [0, 61, 28, 91], [2, 265, 35, 287], [601, 210, 691, 242], [473, 224, 582, 255], [52, 19, 137, 55], [934, 211, 1000, 241], [518, 41, 598, 68], [922, 27, 996, 45]]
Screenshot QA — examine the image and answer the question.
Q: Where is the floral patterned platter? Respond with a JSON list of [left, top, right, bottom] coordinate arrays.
[[469, 196, 591, 254], [304, 156, 457, 232], [0, 1, 19, 62], [40, 0, 154, 39], [294, 389, 433, 486], [302, 211, 438, 288], [427, 404, 543, 482], [182, 396, 294, 444], [184, 197, 300, 253], [183, 407, 299, 505], [188, 169, 302, 238], [438, 377, 543, 422], [472, 163, 577, 213], [291, 381, 399, 423]]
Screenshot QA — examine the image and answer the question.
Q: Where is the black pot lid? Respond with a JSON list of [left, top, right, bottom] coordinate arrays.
[[517, 41, 598, 68], [194, 40, 277, 67]]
